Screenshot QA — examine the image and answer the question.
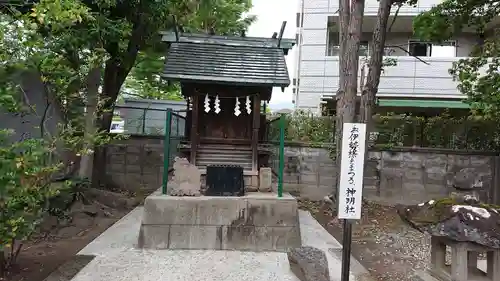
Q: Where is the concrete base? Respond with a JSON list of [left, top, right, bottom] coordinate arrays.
[[138, 192, 301, 252]]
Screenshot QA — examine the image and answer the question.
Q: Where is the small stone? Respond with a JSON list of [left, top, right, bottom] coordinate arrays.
[[287, 246, 330, 281], [168, 157, 201, 196]]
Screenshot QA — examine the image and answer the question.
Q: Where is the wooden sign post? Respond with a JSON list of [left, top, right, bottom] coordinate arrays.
[[338, 123, 366, 281]]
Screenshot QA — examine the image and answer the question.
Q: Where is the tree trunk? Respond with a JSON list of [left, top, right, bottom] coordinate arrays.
[[334, 0, 365, 199], [78, 66, 101, 179], [0, 250, 5, 279], [359, 0, 393, 154], [91, 55, 138, 189]]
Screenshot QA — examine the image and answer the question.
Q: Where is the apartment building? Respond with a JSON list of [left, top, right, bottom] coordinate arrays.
[[293, 0, 485, 115]]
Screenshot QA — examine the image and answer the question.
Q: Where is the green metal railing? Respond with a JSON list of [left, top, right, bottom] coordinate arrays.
[[162, 110, 186, 194], [113, 105, 187, 136], [264, 114, 285, 197]]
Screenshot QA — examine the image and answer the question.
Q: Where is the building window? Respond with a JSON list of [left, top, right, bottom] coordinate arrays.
[[326, 31, 368, 56], [359, 41, 369, 56], [326, 28, 340, 56], [327, 24, 368, 56], [296, 13, 301, 28], [408, 40, 456, 57]]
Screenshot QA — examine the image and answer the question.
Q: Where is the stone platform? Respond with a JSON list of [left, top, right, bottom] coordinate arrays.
[[138, 192, 301, 252]]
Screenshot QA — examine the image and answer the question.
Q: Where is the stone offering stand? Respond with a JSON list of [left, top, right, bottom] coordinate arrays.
[[430, 236, 500, 281], [137, 156, 301, 252]]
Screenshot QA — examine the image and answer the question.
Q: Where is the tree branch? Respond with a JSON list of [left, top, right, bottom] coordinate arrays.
[[387, 4, 402, 33], [385, 44, 430, 64]]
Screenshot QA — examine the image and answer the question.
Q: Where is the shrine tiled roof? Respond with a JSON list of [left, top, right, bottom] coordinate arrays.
[[161, 33, 294, 87]]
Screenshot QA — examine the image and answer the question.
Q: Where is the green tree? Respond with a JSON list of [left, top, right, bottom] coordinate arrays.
[[413, 0, 500, 118], [4, 0, 256, 128], [0, 2, 119, 274], [122, 0, 256, 101], [3, 0, 256, 186]]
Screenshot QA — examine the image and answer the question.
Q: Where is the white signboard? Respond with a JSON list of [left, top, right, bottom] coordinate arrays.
[[337, 123, 366, 220]]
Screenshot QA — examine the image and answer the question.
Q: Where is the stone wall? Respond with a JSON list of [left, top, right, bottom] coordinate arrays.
[[105, 136, 498, 205], [284, 146, 496, 204]]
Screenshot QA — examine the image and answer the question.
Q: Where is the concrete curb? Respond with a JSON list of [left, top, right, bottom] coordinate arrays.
[[43, 255, 95, 281]]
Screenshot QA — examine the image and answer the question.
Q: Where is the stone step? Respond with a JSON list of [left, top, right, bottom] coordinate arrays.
[[197, 155, 252, 162], [197, 165, 253, 172], [196, 161, 252, 170], [198, 144, 252, 150], [197, 147, 252, 154]]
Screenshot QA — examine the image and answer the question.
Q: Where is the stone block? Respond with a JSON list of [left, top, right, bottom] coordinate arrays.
[[273, 226, 301, 251], [109, 164, 125, 173], [424, 154, 448, 168], [288, 246, 329, 281], [169, 225, 222, 250], [109, 154, 125, 164], [401, 160, 423, 169], [403, 152, 426, 163], [425, 173, 447, 184], [300, 173, 319, 184], [318, 177, 336, 186], [368, 151, 381, 160], [126, 146, 142, 154], [221, 226, 261, 251], [247, 196, 299, 227], [259, 167, 272, 192], [383, 160, 402, 169], [125, 173, 143, 186], [221, 225, 300, 252], [424, 184, 448, 196], [126, 154, 141, 165], [244, 175, 259, 192], [379, 174, 403, 198], [470, 156, 491, 167], [138, 225, 170, 249], [448, 155, 470, 167], [382, 151, 403, 161], [403, 169, 424, 181], [402, 183, 428, 203], [142, 195, 247, 225], [126, 164, 142, 173], [381, 167, 403, 177]]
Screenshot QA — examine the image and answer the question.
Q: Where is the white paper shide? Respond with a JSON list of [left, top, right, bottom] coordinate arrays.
[[337, 123, 366, 220]]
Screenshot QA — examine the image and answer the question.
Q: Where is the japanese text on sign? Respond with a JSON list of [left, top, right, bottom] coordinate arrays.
[[337, 123, 366, 220]]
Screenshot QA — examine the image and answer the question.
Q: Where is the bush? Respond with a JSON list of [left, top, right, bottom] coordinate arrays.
[[0, 129, 65, 275], [265, 110, 500, 151]]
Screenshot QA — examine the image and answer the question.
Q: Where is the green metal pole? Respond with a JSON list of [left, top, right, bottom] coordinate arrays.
[[142, 108, 147, 135], [278, 114, 285, 198], [162, 110, 172, 195]]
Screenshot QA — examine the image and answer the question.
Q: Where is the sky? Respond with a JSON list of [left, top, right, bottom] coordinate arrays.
[[247, 0, 298, 110]]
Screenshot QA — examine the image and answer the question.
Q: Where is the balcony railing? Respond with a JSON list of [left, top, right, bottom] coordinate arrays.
[[303, 0, 440, 15], [300, 56, 467, 99]]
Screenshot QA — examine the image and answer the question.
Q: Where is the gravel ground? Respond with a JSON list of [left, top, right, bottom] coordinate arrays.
[[299, 199, 432, 281]]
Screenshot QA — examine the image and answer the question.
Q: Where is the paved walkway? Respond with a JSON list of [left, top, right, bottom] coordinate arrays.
[[69, 208, 369, 281]]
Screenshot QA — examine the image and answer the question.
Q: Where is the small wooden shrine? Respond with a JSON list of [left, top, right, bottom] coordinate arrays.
[[160, 28, 294, 193]]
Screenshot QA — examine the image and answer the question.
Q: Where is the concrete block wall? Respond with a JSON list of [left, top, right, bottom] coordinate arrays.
[[104, 136, 495, 205], [105, 136, 170, 192]]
